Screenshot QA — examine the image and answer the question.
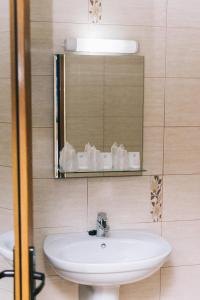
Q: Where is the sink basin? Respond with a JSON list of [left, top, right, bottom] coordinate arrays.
[[0, 231, 14, 265], [44, 230, 172, 300]]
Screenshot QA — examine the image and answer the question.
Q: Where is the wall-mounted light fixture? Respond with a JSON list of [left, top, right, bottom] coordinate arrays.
[[64, 38, 139, 54]]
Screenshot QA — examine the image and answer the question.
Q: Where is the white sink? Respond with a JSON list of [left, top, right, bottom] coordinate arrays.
[[44, 230, 172, 300], [0, 231, 14, 266]]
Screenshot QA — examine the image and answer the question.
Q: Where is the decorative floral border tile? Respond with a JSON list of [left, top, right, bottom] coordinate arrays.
[[89, 0, 102, 24], [150, 175, 163, 222]]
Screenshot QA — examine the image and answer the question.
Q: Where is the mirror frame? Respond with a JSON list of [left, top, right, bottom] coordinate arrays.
[[54, 53, 145, 179]]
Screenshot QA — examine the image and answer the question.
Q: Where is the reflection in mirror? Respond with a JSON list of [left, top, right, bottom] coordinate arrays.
[[54, 53, 144, 178], [0, 0, 14, 299]]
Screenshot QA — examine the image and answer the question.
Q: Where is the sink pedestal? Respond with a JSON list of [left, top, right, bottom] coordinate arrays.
[[79, 285, 120, 300]]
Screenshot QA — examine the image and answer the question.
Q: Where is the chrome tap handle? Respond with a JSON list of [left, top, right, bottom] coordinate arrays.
[[97, 212, 107, 228], [96, 212, 109, 237]]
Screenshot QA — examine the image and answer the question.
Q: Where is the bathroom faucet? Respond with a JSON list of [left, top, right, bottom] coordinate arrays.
[[96, 212, 109, 237]]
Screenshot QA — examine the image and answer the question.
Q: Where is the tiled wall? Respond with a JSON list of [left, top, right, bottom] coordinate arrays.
[[0, 1, 13, 299], [1, 0, 200, 299], [31, 1, 200, 299]]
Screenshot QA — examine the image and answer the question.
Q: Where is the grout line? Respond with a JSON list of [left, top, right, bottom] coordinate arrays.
[[162, 263, 200, 269], [0, 206, 13, 211], [33, 218, 200, 231], [162, 218, 200, 223], [30, 20, 200, 31], [0, 164, 12, 168], [0, 121, 12, 125], [0, 30, 10, 34], [160, 3, 168, 297]]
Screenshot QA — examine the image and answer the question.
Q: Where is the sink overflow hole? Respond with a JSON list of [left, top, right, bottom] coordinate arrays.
[[101, 243, 107, 249]]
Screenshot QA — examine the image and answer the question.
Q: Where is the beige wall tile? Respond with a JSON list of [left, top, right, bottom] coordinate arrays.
[[0, 289, 13, 300], [143, 127, 164, 175], [144, 78, 165, 127], [168, 0, 200, 28], [163, 175, 200, 221], [165, 78, 200, 126], [0, 258, 13, 292], [37, 276, 78, 300], [120, 271, 160, 300], [88, 176, 152, 229], [0, 208, 13, 235], [0, 32, 10, 79], [0, 123, 12, 167], [166, 28, 200, 77], [162, 220, 200, 267], [32, 128, 54, 178], [31, 0, 88, 23], [88, 24, 166, 78], [0, 0, 9, 32], [0, 166, 13, 210], [32, 76, 53, 127], [161, 266, 200, 300], [164, 127, 200, 174], [33, 178, 87, 229], [102, 0, 166, 27], [0, 79, 11, 123], [31, 22, 89, 76]]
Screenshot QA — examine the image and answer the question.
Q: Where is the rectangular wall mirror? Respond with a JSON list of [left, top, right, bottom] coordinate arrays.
[[54, 53, 144, 178]]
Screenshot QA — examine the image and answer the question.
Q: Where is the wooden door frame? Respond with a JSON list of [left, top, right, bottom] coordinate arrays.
[[10, 0, 33, 299]]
